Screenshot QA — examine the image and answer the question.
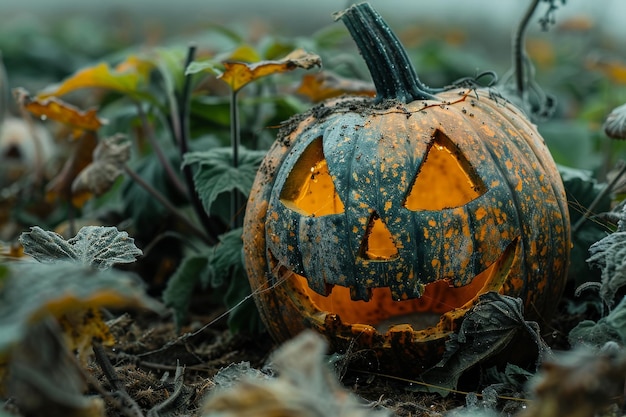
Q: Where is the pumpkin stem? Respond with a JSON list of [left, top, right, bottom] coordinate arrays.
[[336, 2, 437, 103]]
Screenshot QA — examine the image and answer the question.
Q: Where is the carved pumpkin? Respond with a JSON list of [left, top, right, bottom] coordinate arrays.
[[243, 2, 570, 375]]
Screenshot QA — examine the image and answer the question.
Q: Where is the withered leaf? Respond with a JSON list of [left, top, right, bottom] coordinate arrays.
[[72, 134, 130, 196], [20, 225, 143, 270], [296, 71, 376, 102], [0, 261, 160, 355], [6, 318, 106, 417], [14, 88, 105, 137], [219, 48, 321, 92], [36, 57, 153, 99], [45, 131, 98, 207], [604, 102, 626, 140]]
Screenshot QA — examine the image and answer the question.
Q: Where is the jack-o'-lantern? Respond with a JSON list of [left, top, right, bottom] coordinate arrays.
[[242, 2, 570, 375]]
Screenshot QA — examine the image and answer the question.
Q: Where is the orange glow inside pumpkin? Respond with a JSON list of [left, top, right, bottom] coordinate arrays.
[[277, 132, 510, 332]]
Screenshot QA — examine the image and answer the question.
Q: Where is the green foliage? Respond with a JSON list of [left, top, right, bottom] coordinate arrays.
[[183, 147, 266, 217]]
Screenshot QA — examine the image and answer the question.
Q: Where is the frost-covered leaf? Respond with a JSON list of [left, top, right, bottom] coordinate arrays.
[[183, 147, 265, 215], [569, 295, 626, 348], [72, 134, 130, 196], [20, 225, 142, 270], [418, 293, 548, 396], [0, 261, 159, 354], [587, 211, 626, 305]]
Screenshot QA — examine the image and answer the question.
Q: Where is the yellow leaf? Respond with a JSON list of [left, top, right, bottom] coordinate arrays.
[[37, 56, 152, 99], [225, 44, 261, 63], [587, 56, 626, 85], [219, 48, 321, 92], [14, 88, 105, 135], [296, 70, 376, 102]]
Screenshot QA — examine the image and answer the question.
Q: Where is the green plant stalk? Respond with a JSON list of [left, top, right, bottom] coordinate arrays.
[[230, 89, 243, 229], [123, 164, 209, 244], [178, 44, 219, 244], [135, 102, 187, 196], [513, 0, 540, 100], [572, 162, 626, 235]]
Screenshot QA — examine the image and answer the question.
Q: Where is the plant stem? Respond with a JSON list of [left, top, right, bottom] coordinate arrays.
[[513, 0, 540, 99], [572, 162, 626, 235], [135, 102, 187, 196], [230, 89, 243, 229], [178, 44, 219, 244], [336, 3, 437, 103], [123, 164, 210, 244]]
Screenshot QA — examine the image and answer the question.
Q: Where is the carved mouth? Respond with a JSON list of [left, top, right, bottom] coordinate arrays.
[[269, 237, 519, 334]]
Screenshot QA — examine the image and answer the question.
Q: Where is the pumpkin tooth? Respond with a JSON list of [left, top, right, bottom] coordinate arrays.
[[349, 286, 372, 301]]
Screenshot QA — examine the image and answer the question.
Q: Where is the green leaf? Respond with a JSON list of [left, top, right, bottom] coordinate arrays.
[[0, 261, 159, 355], [183, 147, 266, 215], [417, 293, 548, 396], [19, 225, 142, 270], [163, 254, 209, 330], [209, 228, 244, 288], [185, 59, 221, 76], [569, 295, 626, 349]]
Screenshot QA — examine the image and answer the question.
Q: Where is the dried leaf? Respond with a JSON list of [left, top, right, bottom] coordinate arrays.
[[0, 261, 159, 355], [72, 134, 130, 196], [19, 225, 143, 270], [13, 88, 105, 137], [202, 330, 389, 417], [418, 293, 548, 396], [6, 317, 105, 417], [46, 131, 98, 206], [297, 71, 376, 102], [36, 57, 153, 99], [518, 347, 626, 417], [603, 102, 626, 139], [219, 48, 321, 92]]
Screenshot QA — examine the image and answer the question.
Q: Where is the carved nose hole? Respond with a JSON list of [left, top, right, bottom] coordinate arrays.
[[359, 212, 398, 260]]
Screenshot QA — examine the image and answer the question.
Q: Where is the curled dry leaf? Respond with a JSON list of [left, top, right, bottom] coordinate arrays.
[[518, 347, 626, 417], [13, 88, 106, 138], [219, 48, 321, 92], [45, 131, 98, 207], [72, 134, 131, 196], [201, 330, 389, 417], [604, 102, 626, 139], [296, 70, 376, 102], [36, 56, 153, 99]]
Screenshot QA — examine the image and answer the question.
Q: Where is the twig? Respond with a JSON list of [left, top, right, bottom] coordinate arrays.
[[135, 102, 187, 196], [178, 44, 219, 244], [572, 162, 626, 235], [230, 89, 243, 229], [513, 0, 540, 99], [123, 164, 210, 244], [93, 341, 145, 417]]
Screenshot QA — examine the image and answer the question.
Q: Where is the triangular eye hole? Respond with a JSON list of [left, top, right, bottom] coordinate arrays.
[[404, 130, 486, 211], [280, 137, 345, 217]]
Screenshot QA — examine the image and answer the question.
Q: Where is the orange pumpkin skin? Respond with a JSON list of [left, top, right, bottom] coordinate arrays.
[[242, 4, 570, 376]]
